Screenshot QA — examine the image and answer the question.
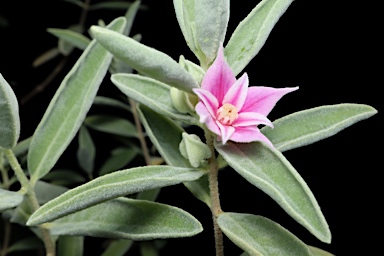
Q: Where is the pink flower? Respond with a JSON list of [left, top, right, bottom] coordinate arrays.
[[193, 45, 298, 145]]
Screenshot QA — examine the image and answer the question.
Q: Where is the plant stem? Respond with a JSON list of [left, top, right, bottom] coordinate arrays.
[[129, 98, 152, 165], [205, 131, 224, 256], [3, 149, 56, 256]]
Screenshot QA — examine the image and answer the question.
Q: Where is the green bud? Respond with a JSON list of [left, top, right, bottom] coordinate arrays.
[[170, 87, 198, 114], [179, 55, 205, 85], [179, 133, 211, 168]]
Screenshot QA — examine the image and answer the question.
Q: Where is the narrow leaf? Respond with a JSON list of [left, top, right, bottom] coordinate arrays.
[[218, 213, 312, 256], [137, 104, 211, 206], [0, 189, 24, 211], [308, 246, 335, 256], [85, 115, 137, 137], [101, 239, 133, 256], [93, 96, 131, 112], [32, 48, 60, 67], [90, 25, 198, 92], [27, 17, 127, 183], [123, 0, 141, 36], [27, 166, 205, 225], [225, 0, 294, 76], [0, 74, 20, 149], [48, 28, 91, 50], [43, 169, 86, 186], [48, 197, 203, 240], [261, 104, 378, 152], [112, 74, 196, 124], [215, 141, 331, 243], [77, 126, 95, 175], [7, 237, 42, 253], [98, 147, 138, 176]]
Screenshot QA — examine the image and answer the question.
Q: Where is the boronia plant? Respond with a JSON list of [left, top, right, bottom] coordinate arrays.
[[0, 0, 377, 256]]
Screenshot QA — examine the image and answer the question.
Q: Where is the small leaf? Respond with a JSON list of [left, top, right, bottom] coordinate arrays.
[[217, 213, 312, 256], [85, 115, 137, 137], [98, 147, 138, 176], [7, 237, 43, 253], [34, 180, 68, 204], [58, 236, 84, 256], [27, 17, 127, 183], [261, 103, 378, 152], [43, 169, 86, 186], [0, 189, 24, 211], [179, 55, 205, 84], [308, 246, 335, 256], [101, 239, 133, 256], [225, 0, 294, 76], [90, 26, 198, 92], [48, 197, 202, 240], [215, 141, 331, 243], [32, 48, 60, 67], [122, 0, 141, 36], [93, 96, 131, 112], [112, 74, 196, 124], [89, 1, 144, 11], [137, 104, 211, 206], [48, 28, 91, 50], [27, 166, 205, 225], [77, 126, 96, 175], [0, 74, 20, 149]]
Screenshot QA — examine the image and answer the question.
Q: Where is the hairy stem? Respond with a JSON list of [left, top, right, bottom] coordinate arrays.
[[129, 98, 151, 165], [3, 149, 56, 256], [205, 131, 224, 256]]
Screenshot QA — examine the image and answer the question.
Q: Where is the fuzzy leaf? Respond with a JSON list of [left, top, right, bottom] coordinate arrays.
[[85, 115, 137, 137], [27, 17, 127, 183], [77, 126, 95, 175], [137, 104, 211, 206], [308, 246, 335, 256], [262, 104, 378, 152], [27, 166, 204, 225], [98, 147, 138, 176], [0, 189, 24, 211], [93, 96, 131, 112], [215, 141, 331, 243], [47, 28, 91, 50], [48, 197, 202, 240], [218, 213, 312, 256], [58, 236, 84, 256], [112, 74, 196, 124], [225, 0, 294, 75], [90, 26, 198, 92], [0, 74, 20, 149]]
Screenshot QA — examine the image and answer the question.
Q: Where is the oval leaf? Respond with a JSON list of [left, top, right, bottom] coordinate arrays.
[[218, 213, 312, 256], [90, 25, 198, 92], [0, 74, 20, 149], [84, 115, 137, 137], [47, 28, 91, 50], [112, 74, 196, 124], [27, 17, 127, 183], [261, 103, 378, 152], [137, 104, 211, 207], [0, 189, 24, 211], [27, 165, 205, 225], [225, 0, 294, 76], [215, 141, 331, 243], [48, 197, 203, 240]]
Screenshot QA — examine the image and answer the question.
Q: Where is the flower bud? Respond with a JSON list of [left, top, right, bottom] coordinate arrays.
[[170, 87, 198, 114], [179, 132, 211, 168]]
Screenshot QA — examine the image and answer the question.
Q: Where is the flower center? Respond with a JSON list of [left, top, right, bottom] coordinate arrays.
[[217, 103, 239, 125]]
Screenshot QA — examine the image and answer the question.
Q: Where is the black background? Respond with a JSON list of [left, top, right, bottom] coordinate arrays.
[[0, 0, 381, 255]]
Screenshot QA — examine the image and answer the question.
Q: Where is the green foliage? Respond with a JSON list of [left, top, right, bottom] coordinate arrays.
[[85, 115, 137, 137], [47, 28, 91, 50], [57, 236, 84, 256], [215, 141, 331, 243], [77, 126, 96, 176], [0, 189, 24, 211]]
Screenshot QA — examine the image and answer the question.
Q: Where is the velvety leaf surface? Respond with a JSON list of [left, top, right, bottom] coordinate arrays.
[[85, 115, 137, 137], [47, 28, 91, 50], [0, 189, 24, 211]]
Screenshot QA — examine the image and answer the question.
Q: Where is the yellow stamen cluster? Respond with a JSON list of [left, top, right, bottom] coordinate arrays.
[[217, 103, 239, 125]]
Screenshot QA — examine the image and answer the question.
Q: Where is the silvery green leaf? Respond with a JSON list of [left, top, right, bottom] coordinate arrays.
[[90, 26, 198, 92], [84, 115, 137, 137], [34, 180, 68, 204], [48, 28, 91, 50], [123, 0, 141, 36], [215, 141, 331, 243], [27, 166, 205, 225], [112, 74, 197, 124], [0, 74, 20, 149], [179, 55, 205, 84], [43, 169, 86, 186], [225, 0, 294, 75], [77, 126, 95, 175], [308, 246, 335, 256], [218, 213, 312, 256], [93, 96, 131, 112], [137, 104, 211, 206], [262, 104, 378, 152], [0, 189, 24, 211], [27, 17, 127, 183], [48, 197, 203, 240], [98, 147, 138, 176], [32, 48, 60, 68]]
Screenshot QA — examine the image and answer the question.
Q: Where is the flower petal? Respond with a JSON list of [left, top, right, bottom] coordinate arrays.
[[229, 126, 274, 147], [195, 102, 221, 135], [233, 112, 273, 127], [201, 45, 236, 103], [217, 122, 236, 145], [222, 73, 249, 109], [241, 86, 299, 116], [193, 88, 219, 118]]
